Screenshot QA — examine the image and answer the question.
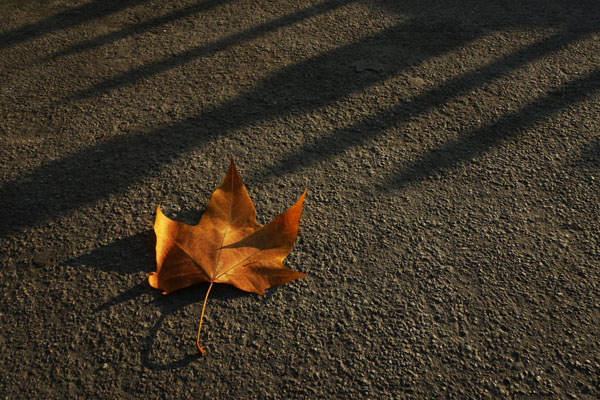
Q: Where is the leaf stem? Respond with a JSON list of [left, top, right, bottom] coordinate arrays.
[[196, 281, 214, 356]]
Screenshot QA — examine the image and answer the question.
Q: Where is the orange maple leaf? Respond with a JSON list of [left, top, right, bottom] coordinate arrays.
[[148, 159, 307, 355]]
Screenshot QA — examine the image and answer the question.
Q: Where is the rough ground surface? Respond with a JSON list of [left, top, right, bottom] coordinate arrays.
[[1, 0, 599, 398]]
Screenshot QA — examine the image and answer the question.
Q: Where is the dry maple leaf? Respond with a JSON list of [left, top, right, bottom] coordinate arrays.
[[148, 159, 307, 355]]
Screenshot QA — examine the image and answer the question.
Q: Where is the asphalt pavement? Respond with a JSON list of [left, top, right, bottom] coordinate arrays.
[[1, 0, 599, 398]]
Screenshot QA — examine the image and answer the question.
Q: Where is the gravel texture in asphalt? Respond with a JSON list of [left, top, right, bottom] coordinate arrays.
[[1, 0, 600, 398]]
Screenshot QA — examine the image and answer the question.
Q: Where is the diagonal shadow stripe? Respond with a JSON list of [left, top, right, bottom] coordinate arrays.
[[385, 67, 600, 190], [40, 0, 235, 62], [0, 18, 481, 238], [62, 0, 355, 103], [0, 0, 151, 49], [244, 29, 596, 183]]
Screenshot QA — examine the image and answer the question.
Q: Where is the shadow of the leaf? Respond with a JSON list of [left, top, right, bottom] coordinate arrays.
[[141, 308, 201, 370], [94, 282, 148, 312], [68, 217, 294, 369], [68, 229, 155, 275], [140, 283, 251, 369], [89, 244, 252, 371]]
